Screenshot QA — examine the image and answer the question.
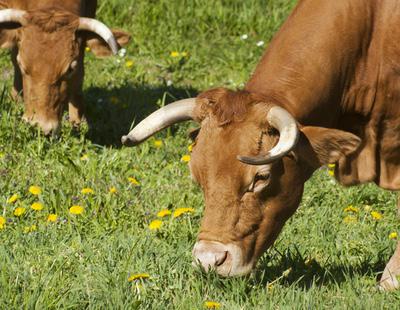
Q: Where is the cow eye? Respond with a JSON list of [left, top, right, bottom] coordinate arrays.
[[249, 171, 271, 193]]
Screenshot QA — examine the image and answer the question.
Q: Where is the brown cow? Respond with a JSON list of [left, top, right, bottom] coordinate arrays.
[[122, 0, 400, 290], [0, 0, 130, 134]]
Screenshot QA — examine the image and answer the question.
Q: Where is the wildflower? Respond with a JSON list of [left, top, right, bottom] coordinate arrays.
[[149, 220, 162, 230], [80, 154, 89, 161], [389, 232, 398, 239], [7, 194, 19, 203], [304, 258, 315, 267], [282, 267, 292, 278], [181, 51, 188, 57], [85, 46, 90, 52], [166, 80, 173, 86], [128, 177, 140, 186], [204, 301, 221, 309], [344, 205, 359, 213], [29, 185, 42, 195], [125, 60, 134, 68], [118, 48, 127, 57], [157, 209, 171, 218], [109, 187, 117, 194], [364, 205, 372, 212], [328, 170, 335, 177], [328, 164, 335, 168], [47, 214, 58, 223], [31, 202, 44, 211], [69, 205, 84, 215], [371, 211, 382, 220], [14, 207, 26, 217], [173, 207, 194, 218], [256, 40, 265, 47], [170, 51, 180, 57], [81, 187, 94, 195], [240, 34, 249, 40], [188, 143, 194, 152], [128, 273, 150, 282], [181, 154, 191, 162], [153, 140, 163, 148], [0, 216, 5, 230], [24, 224, 37, 233], [266, 283, 274, 291], [343, 215, 357, 223]]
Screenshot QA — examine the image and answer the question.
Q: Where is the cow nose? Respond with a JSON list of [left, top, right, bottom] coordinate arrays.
[[23, 115, 60, 136], [192, 241, 229, 271]]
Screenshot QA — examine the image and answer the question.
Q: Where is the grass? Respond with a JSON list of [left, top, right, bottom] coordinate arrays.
[[0, 0, 400, 308]]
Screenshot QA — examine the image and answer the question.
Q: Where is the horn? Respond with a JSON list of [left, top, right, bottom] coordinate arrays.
[[0, 9, 27, 26], [121, 98, 197, 146], [78, 17, 118, 55], [237, 106, 299, 165]]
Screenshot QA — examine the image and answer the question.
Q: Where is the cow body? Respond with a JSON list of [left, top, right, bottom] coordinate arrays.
[[122, 0, 400, 290], [0, 0, 129, 134]]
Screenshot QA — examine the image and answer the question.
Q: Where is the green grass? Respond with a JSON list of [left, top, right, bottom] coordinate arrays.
[[1, 0, 400, 308]]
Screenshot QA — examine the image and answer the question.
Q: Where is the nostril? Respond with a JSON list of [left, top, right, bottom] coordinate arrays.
[[215, 251, 228, 266]]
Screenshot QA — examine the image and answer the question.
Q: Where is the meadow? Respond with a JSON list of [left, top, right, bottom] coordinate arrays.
[[0, 0, 399, 308]]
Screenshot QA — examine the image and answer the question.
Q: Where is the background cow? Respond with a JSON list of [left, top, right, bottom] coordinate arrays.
[[122, 0, 400, 290], [0, 0, 130, 134]]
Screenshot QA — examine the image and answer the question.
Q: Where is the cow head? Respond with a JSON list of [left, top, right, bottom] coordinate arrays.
[[122, 88, 361, 276], [0, 8, 130, 134]]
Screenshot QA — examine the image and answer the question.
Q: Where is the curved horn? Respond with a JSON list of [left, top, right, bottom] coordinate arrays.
[[121, 98, 197, 146], [78, 17, 118, 55], [0, 9, 27, 26], [237, 106, 299, 165]]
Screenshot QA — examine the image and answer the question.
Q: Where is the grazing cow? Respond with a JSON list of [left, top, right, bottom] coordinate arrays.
[[122, 0, 400, 290], [0, 0, 130, 134]]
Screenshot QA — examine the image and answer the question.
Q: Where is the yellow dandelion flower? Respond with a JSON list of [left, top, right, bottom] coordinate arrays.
[[85, 46, 90, 52], [181, 51, 188, 57], [157, 209, 171, 218], [125, 60, 134, 68], [81, 187, 94, 195], [267, 283, 274, 291], [128, 177, 140, 186], [149, 220, 162, 230], [328, 169, 335, 176], [343, 215, 357, 223], [328, 163, 335, 168], [173, 207, 194, 218], [29, 185, 42, 195], [371, 211, 382, 220], [69, 205, 84, 215], [0, 224, 4, 230], [80, 154, 89, 161], [14, 207, 26, 217], [153, 140, 163, 148], [47, 214, 58, 223], [344, 205, 359, 213], [0, 216, 5, 226], [24, 224, 37, 233], [181, 154, 191, 162], [204, 301, 221, 309], [170, 51, 180, 57], [109, 187, 117, 194], [7, 194, 19, 204], [31, 202, 44, 211], [128, 273, 150, 282], [389, 232, 398, 239], [188, 143, 194, 152]]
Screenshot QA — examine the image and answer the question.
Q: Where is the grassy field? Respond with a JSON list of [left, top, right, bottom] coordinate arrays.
[[1, 0, 399, 308]]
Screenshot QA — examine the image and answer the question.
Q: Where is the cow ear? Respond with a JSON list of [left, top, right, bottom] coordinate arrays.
[[297, 126, 361, 168], [85, 28, 130, 57]]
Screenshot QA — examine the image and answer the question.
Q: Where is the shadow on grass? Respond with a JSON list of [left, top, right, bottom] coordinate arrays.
[[83, 83, 198, 147]]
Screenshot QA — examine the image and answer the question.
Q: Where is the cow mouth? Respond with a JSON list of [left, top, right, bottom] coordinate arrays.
[[192, 240, 254, 276]]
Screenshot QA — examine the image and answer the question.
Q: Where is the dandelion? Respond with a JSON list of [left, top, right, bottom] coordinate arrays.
[[153, 140, 163, 148], [157, 209, 171, 218], [24, 224, 37, 233], [267, 283, 274, 291], [256, 40, 265, 47], [389, 232, 398, 239], [328, 170, 335, 177], [204, 301, 221, 309], [81, 187, 94, 195], [128, 273, 150, 282], [14, 207, 26, 217], [181, 155, 191, 163], [344, 205, 359, 213], [69, 205, 84, 215], [7, 194, 19, 203], [343, 215, 357, 223], [125, 60, 134, 68], [371, 211, 382, 220], [128, 177, 140, 186], [170, 51, 180, 57], [85, 46, 90, 52], [240, 34, 249, 40], [0, 216, 5, 230], [181, 51, 188, 57], [173, 207, 194, 218], [29, 186, 42, 195], [149, 220, 162, 230], [188, 143, 194, 152], [109, 187, 117, 194], [47, 214, 58, 223], [31, 202, 44, 211], [80, 154, 89, 161]]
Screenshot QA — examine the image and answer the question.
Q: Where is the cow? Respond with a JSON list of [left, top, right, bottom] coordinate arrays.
[[121, 0, 400, 291], [0, 0, 130, 134]]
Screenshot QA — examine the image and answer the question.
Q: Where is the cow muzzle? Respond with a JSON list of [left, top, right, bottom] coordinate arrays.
[[192, 240, 254, 276], [23, 115, 60, 136]]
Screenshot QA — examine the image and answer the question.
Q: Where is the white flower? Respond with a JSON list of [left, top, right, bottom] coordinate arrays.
[[240, 34, 248, 40], [118, 48, 127, 57], [256, 40, 265, 47], [166, 80, 173, 86]]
